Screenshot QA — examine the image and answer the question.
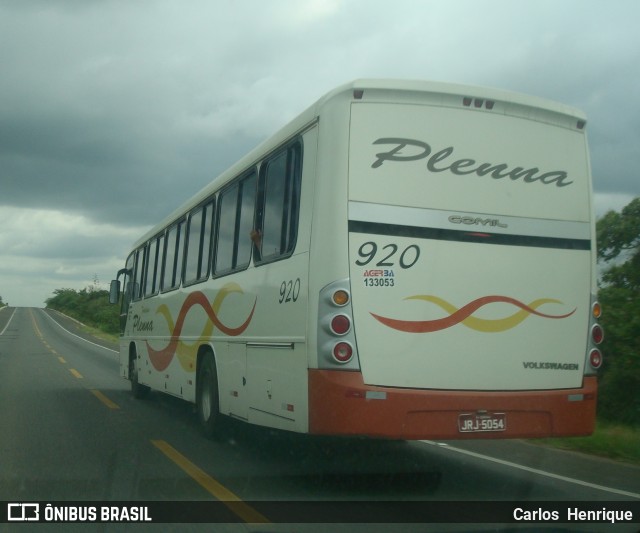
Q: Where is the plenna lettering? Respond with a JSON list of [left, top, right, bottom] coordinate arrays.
[[133, 314, 153, 332], [371, 138, 573, 188]]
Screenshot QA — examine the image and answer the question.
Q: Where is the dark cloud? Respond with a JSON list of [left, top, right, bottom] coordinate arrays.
[[0, 0, 638, 306]]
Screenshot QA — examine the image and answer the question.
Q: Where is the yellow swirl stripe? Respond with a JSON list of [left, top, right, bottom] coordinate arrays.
[[148, 283, 255, 372], [407, 295, 569, 333]]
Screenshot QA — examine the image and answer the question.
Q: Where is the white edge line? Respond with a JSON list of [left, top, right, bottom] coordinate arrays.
[[422, 440, 640, 499], [0, 308, 17, 336], [40, 309, 118, 353]]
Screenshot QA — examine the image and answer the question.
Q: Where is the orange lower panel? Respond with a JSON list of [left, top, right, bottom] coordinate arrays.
[[308, 370, 597, 440]]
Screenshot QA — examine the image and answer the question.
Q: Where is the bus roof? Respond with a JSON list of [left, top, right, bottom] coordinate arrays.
[[132, 79, 587, 249]]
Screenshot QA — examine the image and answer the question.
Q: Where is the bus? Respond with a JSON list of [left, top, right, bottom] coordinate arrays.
[[110, 79, 603, 440]]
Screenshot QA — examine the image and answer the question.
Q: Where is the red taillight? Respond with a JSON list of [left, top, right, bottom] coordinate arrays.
[[333, 342, 353, 363], [589, 349, 603, 369], [591, 324, 604, 345], [330, 315, 351, 335]]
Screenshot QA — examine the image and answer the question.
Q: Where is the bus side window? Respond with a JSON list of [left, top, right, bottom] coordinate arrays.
[[122, 253, 135, 309], [215, 183, 238, 274], [132, 247, 145, 301], [161, 220, 185, 292], [214, 171, 257, 275], [120, 252, 135, 333], [200, 200, 214, 280], [184, 207, 204, 284], [235, 173, 257, 269], [256, 141, 301, 264], [184, 199, 215, 285], [144, 236, 160, 297]]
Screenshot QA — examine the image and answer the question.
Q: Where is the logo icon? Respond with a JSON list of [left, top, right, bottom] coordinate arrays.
[[8, 503, 40, 522]]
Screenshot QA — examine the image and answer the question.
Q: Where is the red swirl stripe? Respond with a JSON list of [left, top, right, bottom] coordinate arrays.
[[147, 291, 256, 371], [370, 295, 575, 333]]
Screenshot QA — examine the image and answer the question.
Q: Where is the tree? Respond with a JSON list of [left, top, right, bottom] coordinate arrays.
[[46, 287, 119, 335], [596, 197, 640, 426]]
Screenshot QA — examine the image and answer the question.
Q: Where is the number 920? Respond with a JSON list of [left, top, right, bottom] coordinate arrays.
[[279, 278, 301, 304], [355, 242, 420, 269]]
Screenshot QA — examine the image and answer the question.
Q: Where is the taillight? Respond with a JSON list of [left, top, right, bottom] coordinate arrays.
[[592, 301, 602, 319], [589, 349, 603, 369], [333, 342, 353, 363], [317, 279, 360, 371], [591, 324, 604, 345], [585, 298, 603, 374], [330, 315, 351, 335], [332, 290, 349, 306]]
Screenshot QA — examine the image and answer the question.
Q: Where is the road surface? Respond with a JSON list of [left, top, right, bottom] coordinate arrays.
[[0, 306, 638, 532]]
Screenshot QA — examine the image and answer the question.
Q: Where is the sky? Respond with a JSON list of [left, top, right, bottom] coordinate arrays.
[[1, 0, 639, 307]]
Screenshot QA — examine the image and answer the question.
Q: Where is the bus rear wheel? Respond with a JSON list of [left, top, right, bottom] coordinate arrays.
[[130, 348, 150, 399], [197, 353, 223, 439]]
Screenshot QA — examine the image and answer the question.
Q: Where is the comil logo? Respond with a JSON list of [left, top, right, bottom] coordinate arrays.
[[448, 215, 508, 228], [7, 503, 40, 521]]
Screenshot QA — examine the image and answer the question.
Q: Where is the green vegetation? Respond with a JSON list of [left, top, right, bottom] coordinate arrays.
[[77, 322, 119, 345], [536, 421, 640, 466], [45, 284, 120, 335], [596, 197, 640, 427]]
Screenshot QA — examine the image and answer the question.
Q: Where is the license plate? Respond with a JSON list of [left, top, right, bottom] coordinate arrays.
[[458, 412, 506, 433]]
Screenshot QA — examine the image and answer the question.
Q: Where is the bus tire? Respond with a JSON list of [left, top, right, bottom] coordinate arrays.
[[197, 353, 222, 439], [130, 348, 150, 399]]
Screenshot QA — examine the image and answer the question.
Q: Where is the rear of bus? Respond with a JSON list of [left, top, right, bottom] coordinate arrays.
[[309, 82, 602, 440]]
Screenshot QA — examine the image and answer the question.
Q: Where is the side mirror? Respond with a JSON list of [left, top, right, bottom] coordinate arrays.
[[109, 279, 121, 305]]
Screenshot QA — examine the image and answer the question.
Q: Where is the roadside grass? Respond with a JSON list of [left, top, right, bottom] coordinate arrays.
[[79, 323, 119, 345], [532, 420, 640, 466]]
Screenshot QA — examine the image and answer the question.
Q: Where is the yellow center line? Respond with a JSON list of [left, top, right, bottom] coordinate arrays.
[[30, 310, 43, 338], [90, 389, 120, 410], [29, 310, 58, 356], [151, 439, 270, 524], [30, 311, 108, 412]]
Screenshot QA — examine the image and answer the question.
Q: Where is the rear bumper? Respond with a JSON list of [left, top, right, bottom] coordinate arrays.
[[308, 370, 597, 440]]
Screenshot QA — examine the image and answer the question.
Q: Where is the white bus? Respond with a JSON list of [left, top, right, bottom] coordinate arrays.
[[110, 80, 603, 440]]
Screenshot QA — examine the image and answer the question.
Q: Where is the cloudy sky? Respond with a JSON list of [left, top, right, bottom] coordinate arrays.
[[1, 0, 638, 307]]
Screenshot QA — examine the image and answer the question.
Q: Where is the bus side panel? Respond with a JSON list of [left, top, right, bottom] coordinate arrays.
[[244, 252, 310, 432], [244, 125, 318, 433]]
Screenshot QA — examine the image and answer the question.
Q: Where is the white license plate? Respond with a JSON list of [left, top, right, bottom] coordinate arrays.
[[458, 412, 506, 433]]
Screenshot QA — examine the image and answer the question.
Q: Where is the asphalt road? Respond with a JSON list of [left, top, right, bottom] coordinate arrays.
[[0, 306, 638, 532]]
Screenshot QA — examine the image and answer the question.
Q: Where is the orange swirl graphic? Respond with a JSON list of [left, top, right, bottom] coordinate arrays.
[[371, 295, 575, 333], [147, 286, 256, 371]]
